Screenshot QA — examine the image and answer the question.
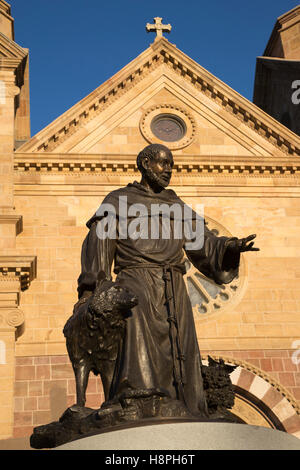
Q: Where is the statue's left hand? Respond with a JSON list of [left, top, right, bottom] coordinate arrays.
[[227, 234, 260, 253]]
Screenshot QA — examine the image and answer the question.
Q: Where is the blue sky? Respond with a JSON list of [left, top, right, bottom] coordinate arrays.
[[10, 0, 298, 136]]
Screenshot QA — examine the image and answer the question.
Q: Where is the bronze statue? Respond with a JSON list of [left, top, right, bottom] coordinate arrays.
[[30, 143, 259, 448], [76, 143, 258, 414]]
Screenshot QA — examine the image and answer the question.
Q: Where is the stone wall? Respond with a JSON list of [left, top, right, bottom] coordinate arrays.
[[279, 14, 300, 59]]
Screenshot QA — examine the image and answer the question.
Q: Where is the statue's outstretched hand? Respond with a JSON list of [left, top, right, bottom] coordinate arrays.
[[227, 234, 260, 253]]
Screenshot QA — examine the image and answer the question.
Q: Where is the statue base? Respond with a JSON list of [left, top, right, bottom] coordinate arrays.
[[30, 389, 238, 449], [53, 421, 300, 451]]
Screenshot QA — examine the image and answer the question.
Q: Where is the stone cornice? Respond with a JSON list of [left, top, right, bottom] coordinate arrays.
[[277, 5, 300, 29], [0, 31, 27, 60], [0, 0, 12, 16], [0, 32, 28, 87], [13, 153, 300, 177], [0, 57, 22, 69], [0, 256, 37, 291], [16, 38, 300, 157]]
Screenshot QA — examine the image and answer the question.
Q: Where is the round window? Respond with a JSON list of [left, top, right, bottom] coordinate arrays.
[[140, 105, 196, 150], [150, 114, 187, 142]]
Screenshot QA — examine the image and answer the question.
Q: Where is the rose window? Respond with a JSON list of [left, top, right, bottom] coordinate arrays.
[[184, 217, 245, 316]]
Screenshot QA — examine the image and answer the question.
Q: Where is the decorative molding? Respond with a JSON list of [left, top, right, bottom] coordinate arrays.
[[159, 48, 300, 157], [0, 32, 29, 91], [0, 0, 12, 15], [13, 158, 300, 177], [140, 104, 196, 149], [5, 308, 24, 328], [6, 83, 20, 97], [15, 38, 300, 157], [0, 31, 27, 60], [18, 54, 163, 154], [0, 256, 37, 291]]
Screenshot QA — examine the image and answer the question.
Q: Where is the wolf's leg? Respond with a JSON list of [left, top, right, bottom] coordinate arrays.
[[73, 361, 90, 407], [100, 360, 116, 401]]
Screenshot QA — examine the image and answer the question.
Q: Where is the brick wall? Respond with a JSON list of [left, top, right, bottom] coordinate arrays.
[[12, 349, 300, 439], [13, 355, 104, 438]]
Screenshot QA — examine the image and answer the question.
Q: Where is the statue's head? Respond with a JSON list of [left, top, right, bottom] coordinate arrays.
[[136, 144, 173, 189]]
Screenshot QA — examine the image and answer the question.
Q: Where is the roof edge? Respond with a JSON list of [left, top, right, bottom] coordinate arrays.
[[264, 5, 300, 57], [16, 38, 300, 157]]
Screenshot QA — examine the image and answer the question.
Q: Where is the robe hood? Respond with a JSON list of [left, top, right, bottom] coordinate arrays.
[[86, 181, 201, 228]]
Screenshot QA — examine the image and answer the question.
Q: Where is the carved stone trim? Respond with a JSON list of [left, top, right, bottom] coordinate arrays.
[[5, 83, 20, 97], [140, 104, 196, 149], [13, 159, 300, 177], [0, 31, 27, 61], [0, 32, 28, 90], [5, 308, 24, 328], [23, 54, 162, 153], [0, 256, 37, 291], [159, 48, 300, 156]]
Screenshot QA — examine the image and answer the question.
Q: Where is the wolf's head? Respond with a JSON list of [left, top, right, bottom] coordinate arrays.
[[89, 279, 138, 319]]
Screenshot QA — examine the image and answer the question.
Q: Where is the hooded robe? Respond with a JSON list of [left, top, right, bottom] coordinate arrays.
[[77, 181, 240, 416]]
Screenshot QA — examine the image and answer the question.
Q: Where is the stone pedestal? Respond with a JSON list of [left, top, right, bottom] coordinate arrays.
[[54, 421, 300, 450]]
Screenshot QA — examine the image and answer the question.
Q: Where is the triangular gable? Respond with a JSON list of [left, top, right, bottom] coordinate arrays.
[[16, 37, 300, 158], [61, 77, 261, 157]]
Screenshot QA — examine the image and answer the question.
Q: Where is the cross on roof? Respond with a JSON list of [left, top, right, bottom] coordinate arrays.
[[146, 17, 172, 39]]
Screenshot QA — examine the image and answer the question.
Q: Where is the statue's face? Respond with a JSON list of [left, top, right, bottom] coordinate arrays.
[[144, 149, 174, 189]]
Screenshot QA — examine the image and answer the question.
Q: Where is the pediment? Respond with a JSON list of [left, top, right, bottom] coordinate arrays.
[[16, 38, 300, 159], [61, 83, 260, 158]]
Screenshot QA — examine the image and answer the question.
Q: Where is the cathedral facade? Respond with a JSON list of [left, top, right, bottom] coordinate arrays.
[[0, 1, 299, 444]]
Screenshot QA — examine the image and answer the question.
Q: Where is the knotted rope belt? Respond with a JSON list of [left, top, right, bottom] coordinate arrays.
[[116, 262, 187, 403]]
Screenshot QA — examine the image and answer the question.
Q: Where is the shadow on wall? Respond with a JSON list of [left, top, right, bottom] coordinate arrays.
[[50, 386, 68, 421], [0, 385, 68, 450], [0, 437, 32, 450]]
